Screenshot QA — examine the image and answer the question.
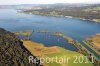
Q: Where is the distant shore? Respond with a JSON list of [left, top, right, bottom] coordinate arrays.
[[19, 9, 100, 23], [21, 10, 100, 23]]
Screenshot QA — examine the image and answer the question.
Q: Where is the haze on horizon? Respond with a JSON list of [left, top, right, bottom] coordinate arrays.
[[0, 0, 100, 5]]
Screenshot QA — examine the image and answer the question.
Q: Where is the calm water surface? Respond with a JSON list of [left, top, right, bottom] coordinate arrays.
[[0, 9, 100, 59], [0, 9, 100, 40], [30, 32, 78, 51]]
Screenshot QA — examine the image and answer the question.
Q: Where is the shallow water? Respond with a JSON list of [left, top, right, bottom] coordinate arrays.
[[30, 32, 78, 51]]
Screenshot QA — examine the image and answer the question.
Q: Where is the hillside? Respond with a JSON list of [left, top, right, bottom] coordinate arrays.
[[0, 28, 39, 66]]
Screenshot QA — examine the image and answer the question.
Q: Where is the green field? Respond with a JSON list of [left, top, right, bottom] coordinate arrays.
[[43, 47, 93, 66], [23, 40, 93, 66]]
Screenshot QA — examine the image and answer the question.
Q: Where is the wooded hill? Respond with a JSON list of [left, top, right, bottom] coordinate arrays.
[[0, 28, 40, 66]]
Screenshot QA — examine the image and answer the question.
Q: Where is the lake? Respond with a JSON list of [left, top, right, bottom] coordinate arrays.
[[30, 32, 78, 51], [0, 9, 100, 59]]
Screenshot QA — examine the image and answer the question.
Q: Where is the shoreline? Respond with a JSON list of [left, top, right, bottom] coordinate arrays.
[[15, 30, 100, 65], [21, 10, 100, 23]]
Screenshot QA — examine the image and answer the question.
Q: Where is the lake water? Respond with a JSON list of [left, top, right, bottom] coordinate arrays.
[[30, 32, 78, 51], [0, 9, 100, 59]]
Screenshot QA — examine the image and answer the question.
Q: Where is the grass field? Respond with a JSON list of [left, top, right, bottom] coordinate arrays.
[[15, 30, 33, 36], [23, 40, 93, 66]]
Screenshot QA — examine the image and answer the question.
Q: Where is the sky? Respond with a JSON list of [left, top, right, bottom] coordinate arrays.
[[0, 0, 100, 5]]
